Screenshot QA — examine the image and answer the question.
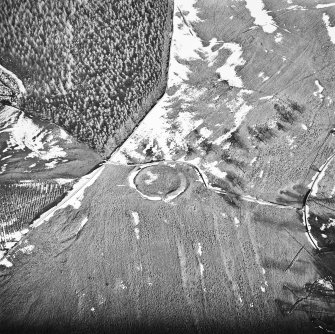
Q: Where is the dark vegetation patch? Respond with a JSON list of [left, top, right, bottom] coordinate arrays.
[[274, 101, 305, 125], [248, 124, 276, 143], [0, 0, 172, 154], [226, 130, 247, 150], [0, 180, 73, 247]]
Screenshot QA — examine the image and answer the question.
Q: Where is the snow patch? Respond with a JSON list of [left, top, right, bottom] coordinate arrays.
[[0, 258, 13, 268], [0, 106, 67, 163], [203, 161, 227, 179], [0, 64, 26, 95], [20, 245, 35, 254], [316, 3, 335, 9], [199, 127, 213, 138], [313, 80, 324, 100], [275, 32, 283, 43], [245, 0, 277, 33], [216, 43, 246, 88], [287, 5, 307, 10], [323, 13, 335, 44], [196, 242, 202, 256], [134, 227, 140, 240], [259, 95, 273, 100], [32, 166, 105, 227], [258, 72, 269, 82], [214, 90, 253, 145], [131, 211, 140, 226], [301, 124, 308, 131], [54, 178, 73, 185]]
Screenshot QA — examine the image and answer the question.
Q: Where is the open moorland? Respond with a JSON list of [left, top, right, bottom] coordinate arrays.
[[1, 162, 333, 333], [1, 0, 335, 333]]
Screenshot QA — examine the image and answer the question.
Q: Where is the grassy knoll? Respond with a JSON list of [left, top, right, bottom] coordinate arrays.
[[0, 164, 331, 333]]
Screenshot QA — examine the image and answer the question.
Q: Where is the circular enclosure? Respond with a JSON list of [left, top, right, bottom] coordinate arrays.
[[135, 165, 182, 198]]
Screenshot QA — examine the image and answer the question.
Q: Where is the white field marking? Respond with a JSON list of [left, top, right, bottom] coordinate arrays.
[[313, 80, 324, 100], [259, 95, 273, 100], [214, 90, 253, 145], [250, 157, 258, 165], [245, 0, 277, 33], [0, 64, 26, 95], [260, 286, 266, 292], [134, 227, 140, 240], [301, 124, 308, 130], [32, 165, 105, 228], [275, 32, 283, 43], [131, 211, 140, 226], [144, 171, 158, 185], [199, 127, 213, 138], [19, 245, 35, 254], [234, 217, 240, 227], [0, 258, 13, 267], [316, 3, 335, 9], [196, 242, 202, 256], [259, 170, 264, 178], [216, 43, 246, 88], [258, 72, 269, 82], [323, 13, 335, 44]]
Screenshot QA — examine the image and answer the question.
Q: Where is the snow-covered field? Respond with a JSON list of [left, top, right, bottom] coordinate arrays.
[[0, 106, 69, 173]]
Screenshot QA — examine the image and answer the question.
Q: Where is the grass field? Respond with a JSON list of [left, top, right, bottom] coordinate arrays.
[[0, 163, 333, 333]]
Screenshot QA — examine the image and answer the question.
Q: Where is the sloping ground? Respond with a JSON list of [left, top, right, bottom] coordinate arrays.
[[0, 163, 330, 333], [0, 180, 73, 249], [0, 105, 101, 180], [108, 0, 335, 203], [110, 0, 335, 247]]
